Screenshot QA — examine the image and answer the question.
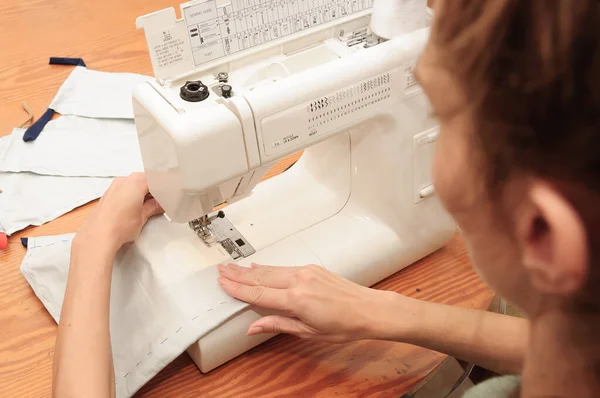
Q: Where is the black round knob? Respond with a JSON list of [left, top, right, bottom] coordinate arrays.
[[180, 81, 209, 102], [221, 84, 233, 98], [217, 210, 225, 218]]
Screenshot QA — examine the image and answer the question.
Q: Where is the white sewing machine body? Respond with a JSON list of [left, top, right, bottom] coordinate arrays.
[[133, 2, 455, 372]]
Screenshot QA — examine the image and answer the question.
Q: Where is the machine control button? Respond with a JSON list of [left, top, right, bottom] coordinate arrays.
[[180, 80, 209, 102], [217, 72, 229, 82], [221, 84, 233, 98]]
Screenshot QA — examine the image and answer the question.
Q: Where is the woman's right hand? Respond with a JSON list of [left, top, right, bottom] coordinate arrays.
[[219, 263, 530, 376], [217, 263, 408, 342]]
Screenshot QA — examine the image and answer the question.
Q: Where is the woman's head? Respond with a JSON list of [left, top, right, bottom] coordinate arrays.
[[416, 0, 600, 314]]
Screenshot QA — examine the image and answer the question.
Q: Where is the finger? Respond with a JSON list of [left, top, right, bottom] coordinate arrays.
[[247, 315, 314, 338], [129, 172, 149, 196], [218, 277, 289, 311], [251, 263, 303, 271], [141, 198, 164, 222], [217, 263, 298, 288]]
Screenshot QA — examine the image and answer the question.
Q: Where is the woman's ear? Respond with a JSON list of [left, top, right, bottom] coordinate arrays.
[[517, 181, 589, 296]]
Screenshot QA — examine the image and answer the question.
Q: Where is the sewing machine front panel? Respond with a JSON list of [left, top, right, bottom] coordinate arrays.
[[244, 28, 427, 162], [259, 68, 400, 157]]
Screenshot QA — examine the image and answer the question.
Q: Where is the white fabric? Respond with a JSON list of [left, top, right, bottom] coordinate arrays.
[[0, 171, 112, 235], [0, 135, 112, 235], [49, 66, 152, 119], [0, 117, 143, 177], [20, 217, 249, 398]]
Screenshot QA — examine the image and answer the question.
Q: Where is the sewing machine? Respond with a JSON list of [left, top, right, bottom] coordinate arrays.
[[133, 0, 455, 373]]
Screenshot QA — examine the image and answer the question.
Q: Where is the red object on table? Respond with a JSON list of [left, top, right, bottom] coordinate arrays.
[[0, 233, 7, 250]]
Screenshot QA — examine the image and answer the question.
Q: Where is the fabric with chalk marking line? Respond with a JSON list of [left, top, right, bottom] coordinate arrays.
[[20, 216, 310, 397], [20, 217, 249, 398]]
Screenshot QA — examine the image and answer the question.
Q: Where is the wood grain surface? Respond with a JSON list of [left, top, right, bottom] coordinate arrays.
[[0, 0, 493, 396]]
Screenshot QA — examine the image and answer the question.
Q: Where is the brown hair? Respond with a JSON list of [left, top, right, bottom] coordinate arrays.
[[431, 0, 600, 300]]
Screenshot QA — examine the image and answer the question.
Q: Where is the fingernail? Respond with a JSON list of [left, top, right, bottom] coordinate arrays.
[[247, 326, 264, 336], [251, 263, 260, 268], [217, 264, 228, 275]]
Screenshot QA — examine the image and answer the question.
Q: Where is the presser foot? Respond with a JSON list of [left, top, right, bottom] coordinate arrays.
[[189, 211, 256, 260], [189, 212, 221, 246]]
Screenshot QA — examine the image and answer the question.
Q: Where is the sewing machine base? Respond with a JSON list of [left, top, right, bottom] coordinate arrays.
[[178, 125, 454, 372]]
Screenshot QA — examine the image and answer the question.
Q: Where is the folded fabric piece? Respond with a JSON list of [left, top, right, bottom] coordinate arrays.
[[0, 117, 143, 177], [20, 217, 250, 397], [50, 66, 152, 119], [0, 136, 112, 235], [0, 171, 112, 235], [23, 57, 86, 141]]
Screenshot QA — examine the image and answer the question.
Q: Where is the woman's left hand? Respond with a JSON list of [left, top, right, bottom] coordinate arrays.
[[75, 172, 164, 254]]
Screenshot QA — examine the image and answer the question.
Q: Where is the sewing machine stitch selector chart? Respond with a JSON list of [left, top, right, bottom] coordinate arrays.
[[182, 0, 373, 65]]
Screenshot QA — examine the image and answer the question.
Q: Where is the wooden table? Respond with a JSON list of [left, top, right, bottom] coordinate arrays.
[[0, 0, 493, 396]]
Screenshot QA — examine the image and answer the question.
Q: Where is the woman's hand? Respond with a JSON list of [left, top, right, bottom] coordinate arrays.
[[217, 263, 401, 343], [74, 172, 164, 254], [55, 173, 163, 398]]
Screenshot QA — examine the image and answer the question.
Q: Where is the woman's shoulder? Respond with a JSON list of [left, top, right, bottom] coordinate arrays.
[[461, 375, 521, 398]]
